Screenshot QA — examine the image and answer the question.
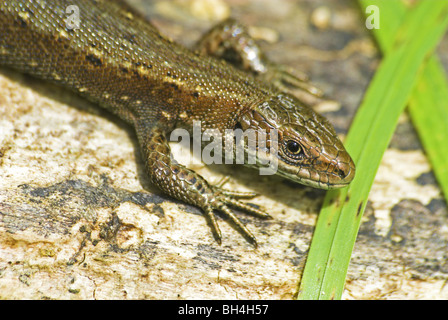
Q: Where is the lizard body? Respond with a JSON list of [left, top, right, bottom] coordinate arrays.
[[0, 0, 355, 245]]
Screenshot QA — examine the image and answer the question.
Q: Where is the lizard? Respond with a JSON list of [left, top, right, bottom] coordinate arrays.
[[0, 0, 355, 246]]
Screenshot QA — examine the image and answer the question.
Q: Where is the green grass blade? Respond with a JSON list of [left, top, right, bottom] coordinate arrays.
[[409, 59, 448, 202], [360, 0, 448, 205], [353, 0, 448, 201], [297, 0, 448, 300]]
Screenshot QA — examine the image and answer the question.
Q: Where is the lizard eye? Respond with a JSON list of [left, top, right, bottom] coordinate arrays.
[[284, 140, 304, 158], [234, 122, 243, 130]]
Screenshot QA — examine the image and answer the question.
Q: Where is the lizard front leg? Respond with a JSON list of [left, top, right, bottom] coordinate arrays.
[[135, 121, 271, 246], [195, 18, 323, 97]]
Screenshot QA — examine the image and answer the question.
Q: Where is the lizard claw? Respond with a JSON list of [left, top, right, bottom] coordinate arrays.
[[212, 176, 258, 199], [218, 189, 259, 199], [212, 177, 259, 199], [203, 186, 272, 247], [262, 63, 323, 97]]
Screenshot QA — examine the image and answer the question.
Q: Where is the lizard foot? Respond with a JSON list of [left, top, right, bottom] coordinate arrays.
[[205, 185, 272, 247]]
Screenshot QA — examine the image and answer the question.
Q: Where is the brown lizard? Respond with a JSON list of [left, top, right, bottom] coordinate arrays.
[[0, 0, 355, 246]]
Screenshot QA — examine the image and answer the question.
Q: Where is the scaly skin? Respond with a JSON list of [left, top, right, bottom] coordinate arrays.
[[0, 0, 355, 245]]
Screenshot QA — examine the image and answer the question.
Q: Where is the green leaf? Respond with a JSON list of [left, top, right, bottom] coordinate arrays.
[[361, 0, 448, 215], [297, 0, 448, 300]]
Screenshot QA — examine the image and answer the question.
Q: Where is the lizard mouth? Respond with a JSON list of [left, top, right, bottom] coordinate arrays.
[[275, 153, 356, 190], [237, 137, 356, 190]]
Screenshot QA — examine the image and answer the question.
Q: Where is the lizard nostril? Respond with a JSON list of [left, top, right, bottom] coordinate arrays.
[[336, 167, 347, 179], [336, 159, 356, 183]]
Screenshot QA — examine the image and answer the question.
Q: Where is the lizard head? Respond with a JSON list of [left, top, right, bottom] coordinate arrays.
[[237, 93, 355, 189]]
